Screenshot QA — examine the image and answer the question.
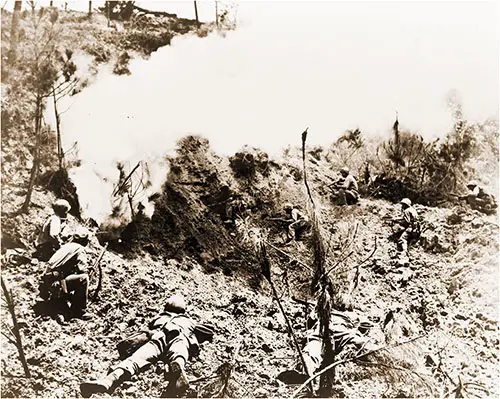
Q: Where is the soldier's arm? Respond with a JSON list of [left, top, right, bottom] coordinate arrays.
[[75, 251, 89, 274]]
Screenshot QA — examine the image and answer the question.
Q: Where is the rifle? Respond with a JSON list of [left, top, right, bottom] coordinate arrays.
[[90, 243, 108, 302], [268, 217, 293, 223], [292, 296, 316, 307]]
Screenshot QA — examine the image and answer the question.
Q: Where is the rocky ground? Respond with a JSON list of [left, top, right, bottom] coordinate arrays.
[[1, 145, 498, 398], [1, 5, 499, 399]]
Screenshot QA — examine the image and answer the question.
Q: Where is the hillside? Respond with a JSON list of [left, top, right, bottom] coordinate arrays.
[[1, 140, 499, 398], [1, 4, 499, 399]]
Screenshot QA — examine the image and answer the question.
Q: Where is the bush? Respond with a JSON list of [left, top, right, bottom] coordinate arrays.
[[229, 147, 270, 178], [370, 92, 484, 205]]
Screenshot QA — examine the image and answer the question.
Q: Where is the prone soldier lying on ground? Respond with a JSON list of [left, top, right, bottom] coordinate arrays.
[[329, 167, 359, 205], [39, 227, 92, 321], [459, 181, 497, 214], [34, 199, 72, 261], [80, 295, 214, 398], [278, 305, 375, 385]]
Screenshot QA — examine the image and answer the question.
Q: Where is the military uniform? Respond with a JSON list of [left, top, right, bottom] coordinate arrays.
[[80, 295, 204, 398], [43, 242, 89, 317]]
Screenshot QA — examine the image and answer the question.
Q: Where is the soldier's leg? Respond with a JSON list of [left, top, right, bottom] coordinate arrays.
[[165, 334, 191, 392], [398, 230, 409, 253], [345, 190, 358, 205], [302, 337, 322, 375], [337, 189, 347, 205], [80, 336, 165, 397], [288, 222, 297, 241], [64, 273, 89, 315]]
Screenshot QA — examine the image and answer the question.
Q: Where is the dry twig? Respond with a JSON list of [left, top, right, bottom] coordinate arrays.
[[1, 277, 31, 378], [291, 334, 428, 398]]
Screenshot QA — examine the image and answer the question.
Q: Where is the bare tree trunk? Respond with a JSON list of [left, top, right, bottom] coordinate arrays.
[[21, 96, 42, 213], [106, 1, 110, 26], [52, 88, 63, 170], [88, 1, 92, 17], [8, 1, 22, 64], [128, 193, 135, 219], [1, 277, 31, 378], [215, 1, 218, 27], [193, 0, 199, 28], [393, 111, 400, 166]]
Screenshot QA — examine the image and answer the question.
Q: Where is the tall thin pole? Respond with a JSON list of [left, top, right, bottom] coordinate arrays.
[[193, 1, 199, 28], [215, 1, 218, 27]]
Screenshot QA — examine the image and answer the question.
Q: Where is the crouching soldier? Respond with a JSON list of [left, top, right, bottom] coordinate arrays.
[[392, 198, 420, 266], [34, 199, 72, 261], [40, 228, 91, 321], [330, 167, 359, 205], [80, 295, 213, 398], [283, 203, 310, 242]]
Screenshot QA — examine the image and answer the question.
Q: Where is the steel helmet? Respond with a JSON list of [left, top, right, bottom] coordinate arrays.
[[73, 227, 90, 240], [53, 199, 71, 214], [164, 295, 186, 314], [466, 181, 478, 188], [400, 198, 412, 207], [340, 167, 349, 175]]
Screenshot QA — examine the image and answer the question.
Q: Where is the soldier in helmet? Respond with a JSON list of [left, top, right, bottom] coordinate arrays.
[[461, 181, 497, 213], [283, 203, 309, 242], [330, 167, 359, 205], [34, 199, 72, 261], [392, 198, 420, 265], [80, 295, 210, 397], [40, 227, 92, 321]]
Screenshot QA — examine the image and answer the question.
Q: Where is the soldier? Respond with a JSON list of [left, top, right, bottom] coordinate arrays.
[[392, 198, 420, 265], [34, 199, 72, 261], [283, 203, 309, 242], [80, 295, 209, 397], [40, 228, 91, 321], [461, 181, 497, 213], [330, 167, 359, 205], [278, 306, 374, 385]]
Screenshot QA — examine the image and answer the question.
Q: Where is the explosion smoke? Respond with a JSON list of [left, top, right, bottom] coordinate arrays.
[[45, 2, 498, 224]]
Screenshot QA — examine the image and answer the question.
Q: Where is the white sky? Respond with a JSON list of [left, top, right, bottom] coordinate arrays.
[[33, 1, 500, 220]]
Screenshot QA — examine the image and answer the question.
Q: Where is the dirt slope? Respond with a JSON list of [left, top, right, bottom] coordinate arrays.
[[1, 145, 498, 398]]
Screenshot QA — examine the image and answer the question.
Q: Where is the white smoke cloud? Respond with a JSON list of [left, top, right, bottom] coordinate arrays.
[[47, 1, 499, 223]]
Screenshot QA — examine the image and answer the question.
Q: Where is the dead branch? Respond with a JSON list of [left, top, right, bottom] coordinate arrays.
[[112, 162, 141, 197], [1, 277, 31, 377], [301, 128, 315, 207], [350, 238, 377, 293], [217, 341, 242, 397], [258, 242, 313, 393], [291, 333, 428, 398], [325, 250, 354, 277], [266, 242, 312, 272], [356, 359, 435, 394], [1, 330, 17, 346]]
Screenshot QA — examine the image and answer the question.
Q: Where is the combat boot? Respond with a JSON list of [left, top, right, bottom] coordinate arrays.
[[80, 368, 128, 398], [169, 360, 189, 393]]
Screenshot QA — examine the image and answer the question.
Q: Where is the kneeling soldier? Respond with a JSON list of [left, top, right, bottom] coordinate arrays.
[[40, 228, 91, 321]]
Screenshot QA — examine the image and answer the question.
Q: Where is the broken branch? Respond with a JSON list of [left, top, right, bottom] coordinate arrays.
[[1, 277, 31, 378], [291, 333, 428, 398]]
